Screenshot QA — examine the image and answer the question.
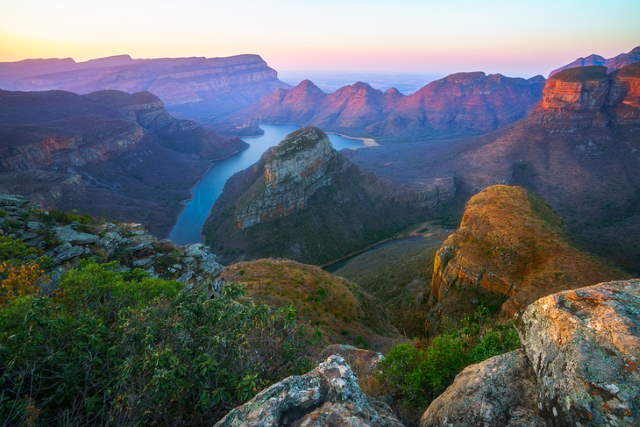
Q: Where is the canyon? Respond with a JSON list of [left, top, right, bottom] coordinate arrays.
[[0, 54, 290, 121], [204, 126, 455, 265], [0, 89, 247, 236]]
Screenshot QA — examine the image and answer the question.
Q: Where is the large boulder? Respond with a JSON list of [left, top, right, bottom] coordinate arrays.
[[420, 350, 544, 426], [520, 279, 640, 426], [215, 355, 403, 426], [420, 279, 640, 426]]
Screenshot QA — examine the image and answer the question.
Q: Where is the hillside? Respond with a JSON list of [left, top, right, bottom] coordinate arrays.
[[204, 127, 455, 265], [0, 89, 247, 236], [550, 45, 640, 75]]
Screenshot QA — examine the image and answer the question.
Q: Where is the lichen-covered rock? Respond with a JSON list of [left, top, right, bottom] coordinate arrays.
[[215, 355, 403, 427], [519, 279, 640, 426], [420, 350, 544, 427], [318, 344, 383, 380]]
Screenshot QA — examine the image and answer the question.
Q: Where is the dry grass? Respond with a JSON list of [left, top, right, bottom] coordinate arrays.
[[220, 258, 401, 350]]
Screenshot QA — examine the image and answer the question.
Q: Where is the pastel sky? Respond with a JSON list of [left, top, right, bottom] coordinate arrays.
[[1, 0, 639, 77]]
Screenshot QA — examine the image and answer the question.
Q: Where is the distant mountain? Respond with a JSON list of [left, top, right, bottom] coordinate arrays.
[[0, 89, 247, 235], [234, 72, 545, 142], [204, 127, 454, 265], [347, 63, 640, 272], [550, 45, 640, 76], [0, 54, 290, 121]]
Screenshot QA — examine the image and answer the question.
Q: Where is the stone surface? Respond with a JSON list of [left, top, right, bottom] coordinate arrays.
[[420, 350, 544, 427], [54, 225, 99, 245], [519, 279, 640, 426], [215, 355, 403, 427], [318, 344, 384, 380]]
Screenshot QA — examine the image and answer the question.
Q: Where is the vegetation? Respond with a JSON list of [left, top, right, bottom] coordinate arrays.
[[552, 65, 607, 82], [376, 306, 520, 416], [0, 261, 311, 425]]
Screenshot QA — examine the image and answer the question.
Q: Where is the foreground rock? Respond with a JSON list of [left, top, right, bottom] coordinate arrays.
[[0, 193, 223, 290], [215, 355, 403, 427], [420, 350, 544, 427], [421, 279, 640, 426], [520, 279, 640, 426]]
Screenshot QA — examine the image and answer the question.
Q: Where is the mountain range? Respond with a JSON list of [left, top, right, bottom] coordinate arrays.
[[0, 54, 290, 121], [550, 45, 640, 76], [234, 72, 545, 142]]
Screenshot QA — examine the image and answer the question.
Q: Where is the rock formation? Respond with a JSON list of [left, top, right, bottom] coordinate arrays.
[[215, 355, 403, 427], [429, 185, 625, 325], [0, 89, 247, 236], [348, 62, 640, 272], [0, 193, 223, 290], [233, 72, 544, 141], [204, 126, 453, 265], [550, 45, 640, 76], [421, 279, 640, 426], [0, 54, 289, 120], [220, 258, 401, 350]]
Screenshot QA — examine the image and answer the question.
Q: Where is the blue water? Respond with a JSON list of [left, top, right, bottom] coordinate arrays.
[[168, 124, 368, 244]]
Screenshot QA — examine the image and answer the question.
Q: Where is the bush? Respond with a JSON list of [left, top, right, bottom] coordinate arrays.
[[378, 307, 520, 411], [0, 261, 311, 425]]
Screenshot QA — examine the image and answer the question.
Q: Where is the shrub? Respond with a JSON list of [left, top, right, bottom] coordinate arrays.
[[0, 235, 38, 261], [378, 307, 521, 411], [0, 261, 311, 425]]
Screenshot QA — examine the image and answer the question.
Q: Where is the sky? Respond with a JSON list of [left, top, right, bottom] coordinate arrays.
[[1, 0, 639, 77]]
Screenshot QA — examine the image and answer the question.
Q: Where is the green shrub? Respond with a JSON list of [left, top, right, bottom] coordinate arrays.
[[0, 235, 38, 262], [379, 307, 520, 410], [0, 261, 311, 425]]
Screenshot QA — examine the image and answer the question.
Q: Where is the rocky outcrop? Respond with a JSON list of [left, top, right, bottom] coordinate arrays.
[[204, 127, 453, 264], [429, 185, 626, 326], [422, 279, 640, 426], [234, 72, 544, 141], [520, 279, 640, 425], [0, 89, 247, 236], [215, 355, 404, 427], [0, 54, 289, 120], [0, 193, 224, 290], [420, 350, 544, 427], [318, 345, 384, 380], [348, 62, 640, 273], [550, 45, 640, 75]]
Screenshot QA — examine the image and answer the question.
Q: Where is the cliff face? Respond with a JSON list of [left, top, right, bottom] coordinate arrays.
[[236, 72, 544, 141], [204, 127, 454, 265], [428, 185, 625, 327], [0, 54, 289, 120], [550, 45, 640, 76], [0, 89, 247, 236]]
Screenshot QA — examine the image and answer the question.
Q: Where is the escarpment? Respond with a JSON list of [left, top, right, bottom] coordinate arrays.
[[428, 185, 626, 329], [204, 126, 454, 265], [0, 54, 290, 120], [0, 89, 247, 236]]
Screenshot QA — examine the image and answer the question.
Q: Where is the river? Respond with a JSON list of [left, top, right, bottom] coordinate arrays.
[[168, 124, 370, 244]]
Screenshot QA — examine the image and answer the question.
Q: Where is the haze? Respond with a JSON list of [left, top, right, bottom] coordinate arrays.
[[1, 0, 639, 76]]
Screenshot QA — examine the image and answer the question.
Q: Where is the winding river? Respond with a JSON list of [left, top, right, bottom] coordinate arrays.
[[168, 124, 370, 245]]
